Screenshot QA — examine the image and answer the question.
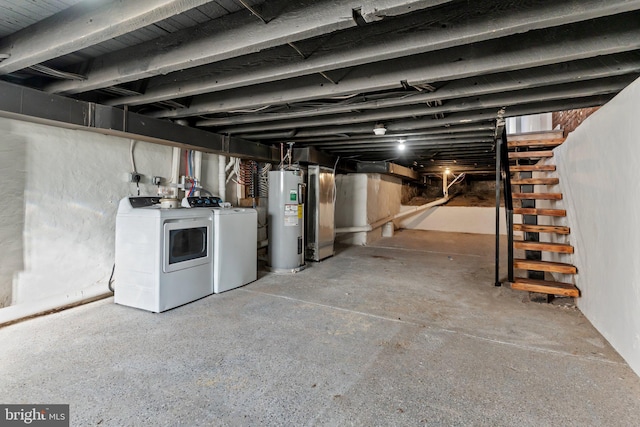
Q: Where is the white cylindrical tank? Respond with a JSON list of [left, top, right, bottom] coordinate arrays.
[[268, 169, 305, 272]]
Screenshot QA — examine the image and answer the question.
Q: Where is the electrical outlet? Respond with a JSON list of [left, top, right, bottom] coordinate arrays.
[[152, 176, 162, 185], [129, 173, 142, 183]]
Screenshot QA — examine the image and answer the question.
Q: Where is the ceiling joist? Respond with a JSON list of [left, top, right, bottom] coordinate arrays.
[[152, 13, 640, 118], [106, 0, 640, 108]]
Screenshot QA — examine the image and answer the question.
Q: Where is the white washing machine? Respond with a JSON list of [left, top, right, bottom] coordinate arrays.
[[114, 197, 214, 312], [211, 207, 258, 293]]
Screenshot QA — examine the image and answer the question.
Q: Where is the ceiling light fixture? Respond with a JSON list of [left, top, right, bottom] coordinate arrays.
[[373, 123, 387, 135], [397, 139, 405, 151]]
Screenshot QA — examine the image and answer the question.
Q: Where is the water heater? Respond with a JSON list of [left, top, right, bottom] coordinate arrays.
[[268, 169, 305, 272]]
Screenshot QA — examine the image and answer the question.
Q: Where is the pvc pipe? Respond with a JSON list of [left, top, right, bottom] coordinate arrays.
[[218, 155, 226, 201], [193, 150, 203, 197], [170, 147, 181, 198], [392, 195, 450, 222], [225, 157, 235, 172], [335, 195, 450, 234], [443, 171, 448, 197]]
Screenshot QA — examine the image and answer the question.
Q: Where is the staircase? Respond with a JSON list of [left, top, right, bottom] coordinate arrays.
[[506, 131, 580, 298]]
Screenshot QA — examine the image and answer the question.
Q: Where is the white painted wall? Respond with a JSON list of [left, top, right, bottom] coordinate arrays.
[[400, 206, 520, 235], [0, 134, 26, 307], [506, 113, 552, 134], [0, 116, 223, 312], [335, 173, 402, 245], [540, 77, 640, 376]]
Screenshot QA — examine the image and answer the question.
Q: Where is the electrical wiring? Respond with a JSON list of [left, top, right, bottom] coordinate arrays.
[[259, 163, 271, 197], [129, 139, 137, 173], [332, 156, 340, 205], [108, 263, 115, 292]]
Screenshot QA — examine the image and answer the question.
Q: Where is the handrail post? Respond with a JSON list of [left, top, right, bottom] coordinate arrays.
[[501, 128, 514, 282]]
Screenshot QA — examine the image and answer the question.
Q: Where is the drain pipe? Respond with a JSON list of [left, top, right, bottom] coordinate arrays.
[[193, 150, 202, 196], [218, 155, 226, 201], [170, 147, 181, 198]]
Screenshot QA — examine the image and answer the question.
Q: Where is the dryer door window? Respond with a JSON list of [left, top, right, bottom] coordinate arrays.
[[163, 219, 211, 273], [169, 227, 207, 264]]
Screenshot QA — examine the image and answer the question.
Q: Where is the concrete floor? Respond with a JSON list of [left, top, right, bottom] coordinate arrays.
[[1, 230, 639, 426]]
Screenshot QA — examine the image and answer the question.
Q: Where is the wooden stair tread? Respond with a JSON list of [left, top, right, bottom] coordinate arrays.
[[514, 208, 566, 217], [507, 138, 565, 148], [507, 131, 564, 141], [511, 278, 579, 297], [508, 150, 554, 159], [514, 259, 577, 274], [513, 224, 570, 234], [514, 240, 574, 254], [513, 192, 563, 200], [511, 178, 559, 185], [510, 164, 556, 172]]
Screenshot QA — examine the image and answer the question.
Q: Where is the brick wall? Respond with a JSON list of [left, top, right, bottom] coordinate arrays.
[[552, 107, 600, 135]]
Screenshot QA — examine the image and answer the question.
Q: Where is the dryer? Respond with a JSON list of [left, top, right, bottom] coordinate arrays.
[[114, 197, 214, 312]]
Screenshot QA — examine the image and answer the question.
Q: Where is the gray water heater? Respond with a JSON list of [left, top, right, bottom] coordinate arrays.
[[268, 169, 305, 272]]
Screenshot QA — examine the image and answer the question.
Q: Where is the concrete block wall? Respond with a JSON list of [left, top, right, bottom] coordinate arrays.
[[537, 77, 640, 376], [0, 116, 224, 310]]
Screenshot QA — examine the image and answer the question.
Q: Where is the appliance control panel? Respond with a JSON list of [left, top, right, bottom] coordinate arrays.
[[129, 197, 161, 208], [182, 196, 223, 208]]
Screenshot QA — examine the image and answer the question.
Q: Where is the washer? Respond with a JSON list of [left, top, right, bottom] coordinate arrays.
[[114, 197, 213, 312], [211, 207, 258, 293]]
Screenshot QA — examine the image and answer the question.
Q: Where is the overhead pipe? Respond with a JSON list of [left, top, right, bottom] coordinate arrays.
[[193, 150, 203, 196], [170, 147, 181, 198], [218, 155, 227, 201]]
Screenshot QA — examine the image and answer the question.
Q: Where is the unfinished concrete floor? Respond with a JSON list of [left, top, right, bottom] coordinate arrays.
[[1, 230, 639, 426]]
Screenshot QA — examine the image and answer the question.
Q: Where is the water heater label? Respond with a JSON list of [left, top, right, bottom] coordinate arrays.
[[289, 190, 297, 202], [284, 204, 299, 226]]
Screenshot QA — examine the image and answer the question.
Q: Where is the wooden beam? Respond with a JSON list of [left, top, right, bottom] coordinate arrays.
[[0, 0, 214, 75], [214, 78, 629, 135], [45, 0, 453, 94], [150, 14, 640, 118], [106, 0, 640, 107]]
